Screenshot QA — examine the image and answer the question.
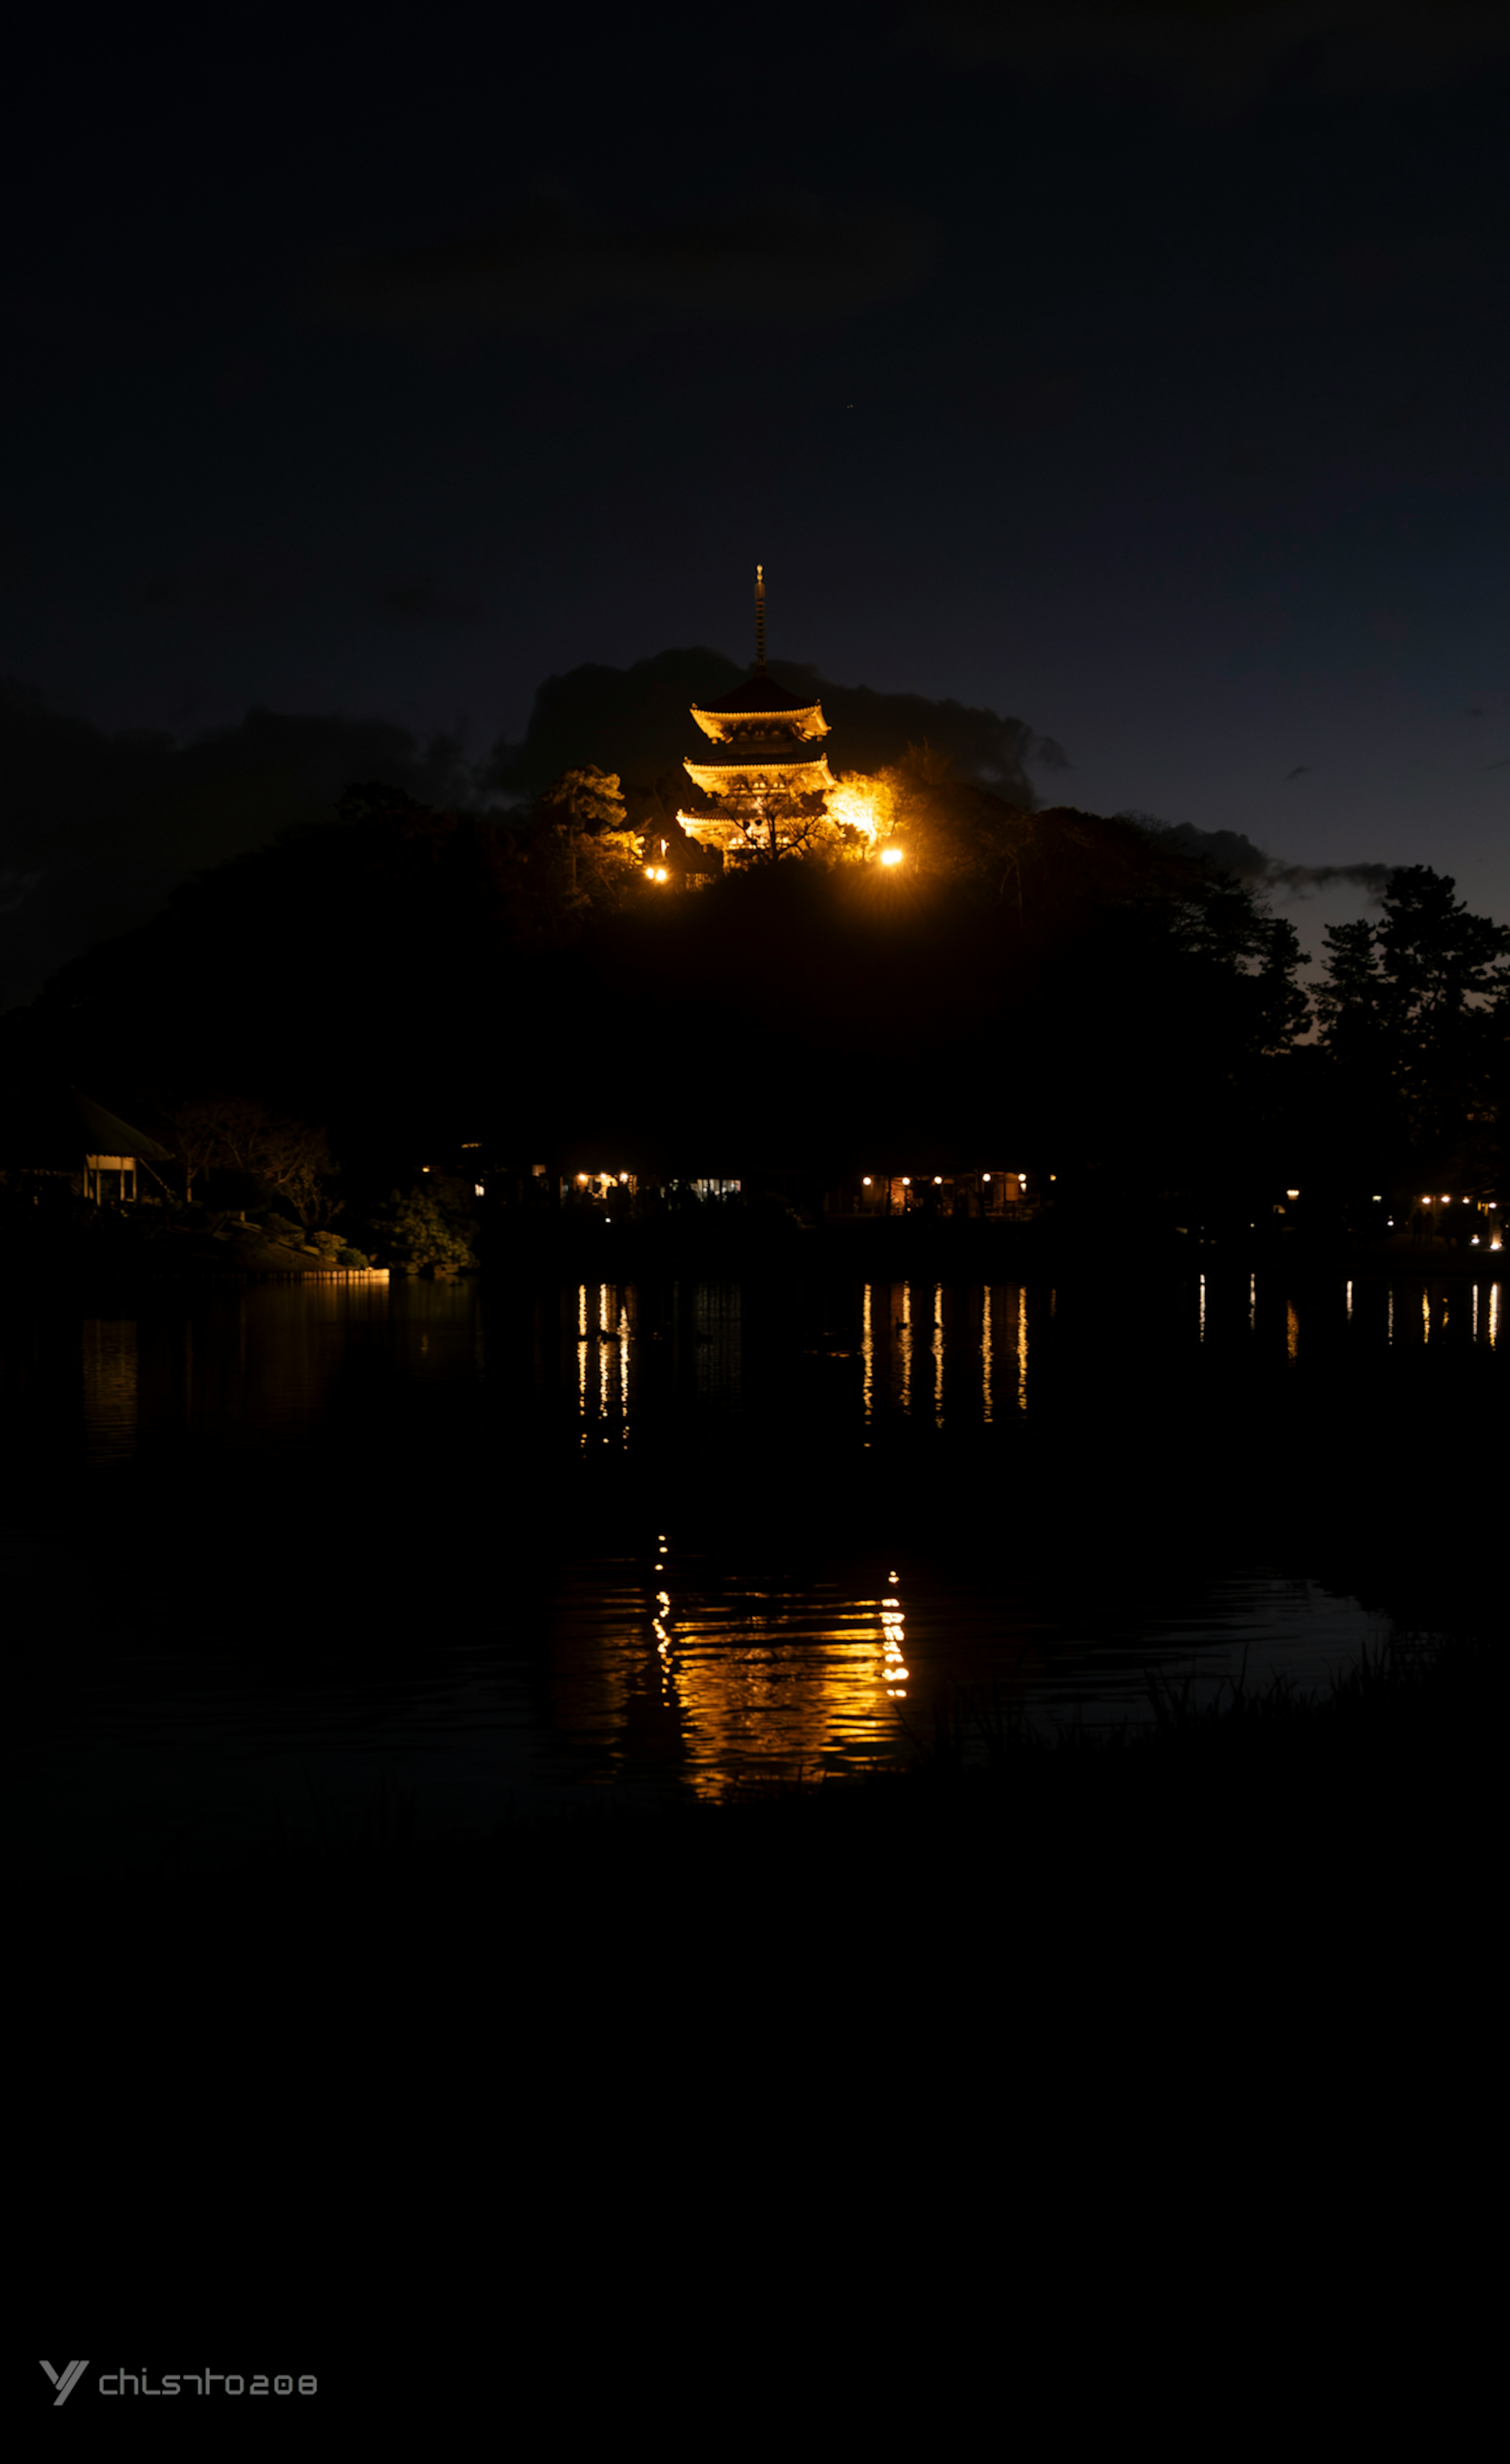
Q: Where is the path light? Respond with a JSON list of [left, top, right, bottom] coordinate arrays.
[[863, 1176, 872, 1186], [933, 1176, 942, 1185], [902, 1176, 911, 1186], [619, 1172, 630, 1183], [1286, 1188, 1300, 1199]]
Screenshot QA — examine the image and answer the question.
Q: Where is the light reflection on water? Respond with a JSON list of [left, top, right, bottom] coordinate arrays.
[[557, 1270, 1499, 1450], [551, 1546, 1394, 1805], [4, 1268, 1501, 1868]]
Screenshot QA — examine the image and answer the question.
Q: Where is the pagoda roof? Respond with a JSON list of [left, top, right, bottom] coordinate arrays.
[[692, 669, 827, 722], [683, 752, 835, 797]]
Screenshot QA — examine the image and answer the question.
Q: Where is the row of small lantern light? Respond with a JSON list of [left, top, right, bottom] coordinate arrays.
[[860, 1171, 1035, 1193], [1415, 1192, 1501, 1246]]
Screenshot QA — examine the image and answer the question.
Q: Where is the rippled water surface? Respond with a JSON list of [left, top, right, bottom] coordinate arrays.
[[5, 1266, 1501, 1870]]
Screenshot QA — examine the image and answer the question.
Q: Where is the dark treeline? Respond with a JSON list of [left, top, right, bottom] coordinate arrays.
[[2, 756, 1505, 1237]]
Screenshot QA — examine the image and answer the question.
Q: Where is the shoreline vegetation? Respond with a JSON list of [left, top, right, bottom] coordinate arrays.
[[0, 1196, 1501, 1289]]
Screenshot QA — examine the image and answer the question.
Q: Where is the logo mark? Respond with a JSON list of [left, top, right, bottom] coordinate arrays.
[[41, 2363, 90, 2408]]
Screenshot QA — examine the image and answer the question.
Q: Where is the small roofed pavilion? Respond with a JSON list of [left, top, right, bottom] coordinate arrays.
[[678, 568, 836, 865], [0, 1082, 172, 1203]]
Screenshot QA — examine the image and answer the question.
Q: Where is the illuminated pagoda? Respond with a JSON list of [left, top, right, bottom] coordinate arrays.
[[678, 568, 836, 865]]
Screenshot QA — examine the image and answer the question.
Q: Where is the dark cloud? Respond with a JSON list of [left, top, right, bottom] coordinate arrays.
[[893, 2, 1510, 113], [1145, 821, 1276, 878], [485, 648, 1048, 808], [0, 685, 472, 1009], [1152, 818, 1394, 898], [313, 192, 934, 344]]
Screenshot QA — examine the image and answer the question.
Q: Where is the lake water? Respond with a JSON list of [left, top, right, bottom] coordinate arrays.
[[5, 1264, 1502, 1874]]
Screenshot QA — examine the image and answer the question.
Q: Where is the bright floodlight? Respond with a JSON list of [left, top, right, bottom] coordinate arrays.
[[879, 844, 904, 867]]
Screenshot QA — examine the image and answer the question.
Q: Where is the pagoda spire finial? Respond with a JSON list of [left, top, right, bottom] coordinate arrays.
[[755, 564, 766, 670]]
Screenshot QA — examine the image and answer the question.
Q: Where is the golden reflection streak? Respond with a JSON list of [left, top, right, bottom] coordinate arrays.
[[1490, 1283, 1499, 1347], [1017, 1286, 1028, 1412], [82, 1318, 139, 1463], [619, 1302, 630, 1424], [862, 1284, 874, 1425], [1249, 1272, 1256, 1333], [1199, 1274, 1206, 1342], [1422, 1291, 1430, 1343], [1287, 1301, 1299, 1361], [880, 1584, 908, 1699], [933, 1282, 945, 1427], [1388, 1289, 1394, 1345], [660, 1564, 914, 1802], [577, 1282, 589, 1436], [982, 1286, 993, 1425], [899, 1282, 912, 1415]]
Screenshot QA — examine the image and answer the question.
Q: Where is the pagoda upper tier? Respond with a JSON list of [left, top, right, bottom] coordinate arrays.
[[689, 670, 830, 746], [679, 569, 835, 859]]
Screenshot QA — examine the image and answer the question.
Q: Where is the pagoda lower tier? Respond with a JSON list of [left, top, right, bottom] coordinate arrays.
[[679, 748, 835, 863]]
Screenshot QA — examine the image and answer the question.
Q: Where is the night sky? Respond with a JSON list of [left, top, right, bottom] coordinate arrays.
[[3, 1, 1506, 1004]]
